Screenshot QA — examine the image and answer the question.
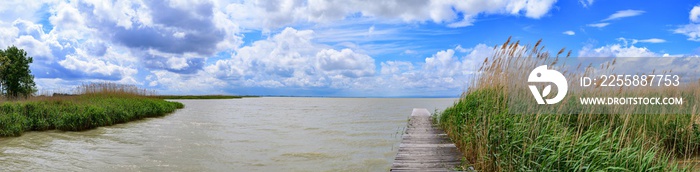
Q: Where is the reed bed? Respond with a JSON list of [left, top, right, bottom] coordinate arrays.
[[438, 37, 699, 171], [0, 83, 183, 137]]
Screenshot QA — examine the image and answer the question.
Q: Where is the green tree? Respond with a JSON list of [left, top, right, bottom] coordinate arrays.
[[0, 46, 36, 99]]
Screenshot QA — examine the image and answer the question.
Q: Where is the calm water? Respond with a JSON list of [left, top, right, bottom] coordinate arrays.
[[0, 97, 457, 171]]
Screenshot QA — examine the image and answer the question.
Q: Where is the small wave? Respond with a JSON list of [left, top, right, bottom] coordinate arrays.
[[279, 152, 336, 160], [316, 130, 345, 135]]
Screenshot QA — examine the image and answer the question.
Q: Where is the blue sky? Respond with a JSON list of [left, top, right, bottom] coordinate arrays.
[[0, 0, 699, 97]]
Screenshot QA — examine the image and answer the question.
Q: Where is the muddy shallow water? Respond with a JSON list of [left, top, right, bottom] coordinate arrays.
[[0, 97, 456, 171]]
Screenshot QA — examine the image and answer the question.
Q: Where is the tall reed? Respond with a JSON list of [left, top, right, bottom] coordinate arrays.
[[438, 37, 698, 171], [0, 83, 183, 137]]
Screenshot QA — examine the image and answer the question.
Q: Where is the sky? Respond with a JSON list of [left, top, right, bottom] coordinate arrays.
[[0, 0, 699, 97]]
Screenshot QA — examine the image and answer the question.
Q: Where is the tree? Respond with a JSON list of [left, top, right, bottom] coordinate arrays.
[[0, 46, 36, 99]]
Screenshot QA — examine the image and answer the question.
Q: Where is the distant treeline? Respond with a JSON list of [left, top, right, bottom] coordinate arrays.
[[149, 95, 260, 99]]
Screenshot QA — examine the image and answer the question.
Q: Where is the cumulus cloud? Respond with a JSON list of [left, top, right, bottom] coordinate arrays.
[[0, 0, 250, 88], [424, 49, 463, 77], [227, 0, 558, 29], [375, 44, 493, 94], [12, 19, 44, 40], [49, 2, 85, 31], [0, 17, 137, 81], [691, 6, 700, 22], [316, 49, 375, 78], [136, 50, 206, 74], [89, 1, 229, 55], [602, 10, 644, 21], [37, 0, 244, 77], [205, 27, 373, 88], [562, 30, 575, 35], [0, 0, 554, 96], [0, 2, 160, 88], [15, 35, 52, 60], [58, 54, 137, 80], [674, 6, 700, 41], [380, 61, 413, 75], [0, 1, 50, 22], [202, 28, 497, 96]]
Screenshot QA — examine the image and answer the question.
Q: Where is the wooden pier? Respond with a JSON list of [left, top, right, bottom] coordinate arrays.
[[391, 108, 465, 171]]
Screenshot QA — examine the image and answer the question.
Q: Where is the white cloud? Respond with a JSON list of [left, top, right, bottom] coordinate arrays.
[[402, 49, 417, 55], [424, 49, 461, 77], [562, 30, 575, 35], [446, 17, 475, 28], [674, 23, 700, 41], [675, 7, 700, 41], [11, 19, 45, 40], [166, 57, 189, 70], [0, 1, 53, 22], [203, 30, 497, 96], [579, 0, 594, 8], [616, 37, 666, 46], [578, 44, 658, 57], [636, 38, 666, 43], [49, 2, 85, 31], [315, 48, 375, 78], [588, 10, 642, 29], [205, 27, 372, 88], [0, 26, 19, 48], [0, 0, 568, 96], [58, 54, 137, 78], [0, 17, 138, 81], [602, 10, 644, 21], [149, 70, 227, 94], [376, 43, 493, 93], [80, 0, 151, 29], [691, 5, 700, 22], [173, 32, 186, 39], [380, 61, 413, 75], [15, 35, 52, 60], [227, 0, 558, 29], [587, 22, 609, 28], [455, 45, 469, 53]]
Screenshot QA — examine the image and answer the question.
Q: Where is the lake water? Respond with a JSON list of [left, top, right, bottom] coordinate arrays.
[[0, 97, 457, 171]]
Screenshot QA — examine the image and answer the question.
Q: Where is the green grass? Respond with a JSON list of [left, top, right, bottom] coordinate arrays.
[[436, 38, 697, 171], [0, 83, 184, 137], [150, 95, 252, 99], [439, 89, 682, 171]]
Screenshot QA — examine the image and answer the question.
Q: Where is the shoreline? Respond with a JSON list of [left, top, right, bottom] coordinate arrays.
[[0, 94, 184, 137]]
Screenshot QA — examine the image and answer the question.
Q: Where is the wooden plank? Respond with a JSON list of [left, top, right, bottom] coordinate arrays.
[[392, 162, 461, 168], [398, 143, 457, 148], [411, 108, 431, 116], [391, 169, 456, 172], [391, 108, 468, 172]]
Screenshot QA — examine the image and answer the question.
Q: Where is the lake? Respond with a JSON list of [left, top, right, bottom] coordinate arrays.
[[0, 97, 457, 171]]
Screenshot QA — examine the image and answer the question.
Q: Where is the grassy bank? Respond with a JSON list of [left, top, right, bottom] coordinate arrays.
[[0, 83, 184, 137], [437, 38, 698, 171], [151, 95, 252, 99]]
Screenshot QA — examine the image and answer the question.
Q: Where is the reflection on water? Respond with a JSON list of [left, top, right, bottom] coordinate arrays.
[[0, 97, 456, 171]]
